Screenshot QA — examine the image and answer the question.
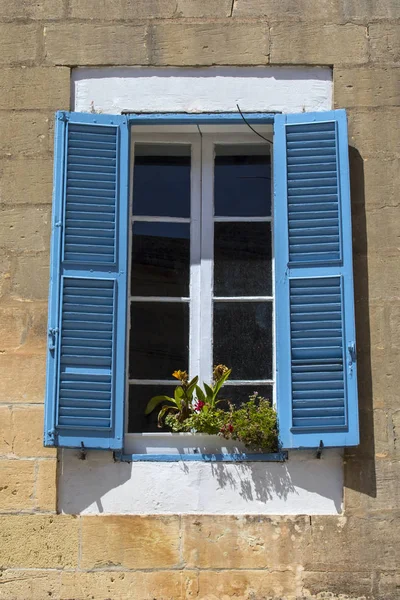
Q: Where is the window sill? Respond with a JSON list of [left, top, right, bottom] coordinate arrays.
[[114, 451, 287, 463]]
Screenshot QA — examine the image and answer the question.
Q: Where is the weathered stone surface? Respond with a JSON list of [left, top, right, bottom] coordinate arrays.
[[0, 112, 52, 158], [150, 21, 269, 65], [0, 352, 46, 404], [0, 24, 39, 65], [36, 459, 57, 512], [0, 570, 61, 600], [12, 406, 55, 458], [81, 515, 181, 569], [69, 0, 233, 19], [182, 515, 310, 568], [369, 23, 400, 64], [0, 250, 12, 300], [0, 459, 35, 511], [12, 252, 50, 301], [345, 458, 400, 514], [0, 0, 65, 20], [0, 67, 70, 110], [377, 571, 400, 599], [0, 206, 51, 252], [348, 108, 400, 159], [0, 515, 79, 568], [306, 514, 400, 572], [342, 0, 400, 23], [334, 67, 400, 108], [195, 569, 296, 600], [60, 570, 197, 600], [302, 570, 373, 598], [0, 406, 13, 456], [234, 0, 342, 21], [353, 206, 400, 258], [0, 303, 47, 353], [0, 158, 53, 205], [270, 23, 368, 65], [44, 23, 148, 65], [352, 157, 400, 210]]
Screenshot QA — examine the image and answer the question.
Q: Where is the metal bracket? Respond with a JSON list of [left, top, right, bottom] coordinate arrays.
[[79, 442, 87, 461], [316, 440, 324, 459], [48, 327, 59, 351], [57, 111, 69, 122]]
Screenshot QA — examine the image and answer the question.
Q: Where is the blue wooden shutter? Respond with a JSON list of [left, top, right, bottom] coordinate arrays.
[[274, 109, 359, 449], [44, 111, 129, 449]]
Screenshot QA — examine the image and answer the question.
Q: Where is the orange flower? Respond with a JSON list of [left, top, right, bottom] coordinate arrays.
[[172, 370, 189, 383]]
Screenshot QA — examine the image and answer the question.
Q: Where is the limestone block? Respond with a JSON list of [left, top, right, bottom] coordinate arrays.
[[305, 514, 400, 572], [0, 515, 79, 568], [0, 303, 47, 353], [0, 67, 70, 110], [270, 23, 368, 65], [0, 459, 35, 511], [234, 0, 342, 22], [0, 352, 46, 404], [342, 0, 400, 23], [0, 0, 65, 20], [352, 157, 400, 210], [44, 24, 149, 65], [0, 24, 39, 65], [195, 569, 296, 600], [0, 158, 53, 205], [81, 515, 181, 569], [0, 570, 61, 600], [69, 0, 233, 19], [377, 570, 400, 599], [302, 570, 373, 598], [0, 206, 51, 252], [12, 406, 55, 458], [150, 21, 269, 66], [345, 458, 400, 513], [334, 67, 400, 108], [0, 406, 13, 455], [182, 515, 310, 568], [60, 571, 196, 600], [352, 206, 400, 258], [12, 252, 50, 301], [35, 459, 57, 512], [348, 108, 400, 159], [0, 112, 52, 158], [369, 23, 400, 64]]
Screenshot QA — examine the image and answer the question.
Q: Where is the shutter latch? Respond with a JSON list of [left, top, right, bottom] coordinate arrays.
[[348, 342, 356, 366], [48, 327, 59, 351]]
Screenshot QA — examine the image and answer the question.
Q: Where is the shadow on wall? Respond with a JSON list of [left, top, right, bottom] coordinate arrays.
[[345, 146, 376, 499]]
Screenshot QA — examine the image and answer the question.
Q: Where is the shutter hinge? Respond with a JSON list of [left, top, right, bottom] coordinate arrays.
[[47, 429, 57, 445], [57, 111, 69, 122], [55, 221, 62, 228], [348, 342, 357, 376], [48, 327, 59, 351]]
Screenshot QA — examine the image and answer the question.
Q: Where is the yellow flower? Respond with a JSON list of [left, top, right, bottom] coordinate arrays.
[[172, 370, 189, 383], [213, 364, 230, 382]]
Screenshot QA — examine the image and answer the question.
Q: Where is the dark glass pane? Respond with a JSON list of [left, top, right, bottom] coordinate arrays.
[[129, 302, 189, 379], [213, 302, 273, 380], [214, 145, 271, 217], [217, 385, 273, 409], [214, 222, 272, 297], [128, 384, 176, 433], [133, 144, 191, 218], [131, 222, 190, 297]]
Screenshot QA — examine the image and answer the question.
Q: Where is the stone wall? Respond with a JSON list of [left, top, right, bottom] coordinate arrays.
[[0, 1, 399, 598]]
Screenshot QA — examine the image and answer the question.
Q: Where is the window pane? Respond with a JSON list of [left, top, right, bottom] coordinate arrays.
[[128, 384, 176, 433], [131, 222, 190, 297], [133, 144, 191, 218], [213, 302, 273, 380], [214, 222, 272, 297], [214, 145, 271, 217], [129, 302, 189, 379], [217, 385, 273, 408]]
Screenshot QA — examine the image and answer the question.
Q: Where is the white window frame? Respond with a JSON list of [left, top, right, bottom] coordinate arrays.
[[126, 127, 274, 450]]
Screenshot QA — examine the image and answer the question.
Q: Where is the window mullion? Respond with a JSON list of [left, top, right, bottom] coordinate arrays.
[[189, 137, 202, 382]]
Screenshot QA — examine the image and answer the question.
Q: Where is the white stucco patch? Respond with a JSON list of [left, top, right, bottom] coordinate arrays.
[[60, 66, 340, 515], [72, 66, 332, 114], [59, 448, 343, 515]]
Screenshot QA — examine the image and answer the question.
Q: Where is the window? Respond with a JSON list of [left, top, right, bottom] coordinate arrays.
[[128, 133, 273, 433], [44, 110, 359, 453]]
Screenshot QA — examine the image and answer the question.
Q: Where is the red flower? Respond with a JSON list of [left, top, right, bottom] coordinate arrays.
[[194, 400, 205, 412]]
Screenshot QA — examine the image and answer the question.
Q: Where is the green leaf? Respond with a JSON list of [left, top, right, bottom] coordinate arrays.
[[203, 382, 214, 398], [195, 385, 205, 402], [173, 386, 184, 409], [186, 376, 199, 399], [213, 368, 232, 398], [145, 395, 174, 415], [157, 405, 178, 428]]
